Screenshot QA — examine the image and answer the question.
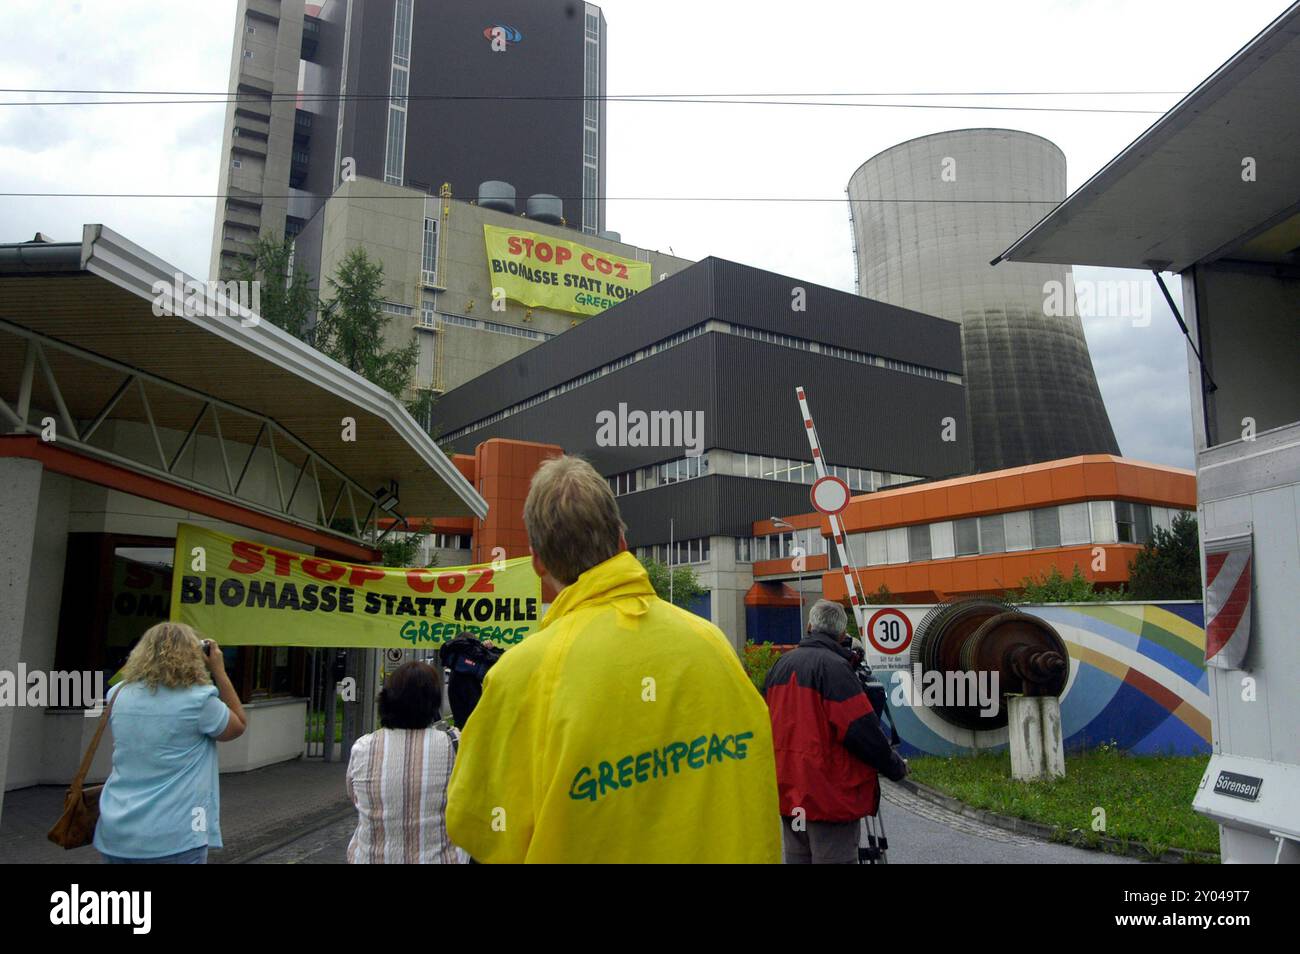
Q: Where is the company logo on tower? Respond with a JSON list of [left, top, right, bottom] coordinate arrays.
[[483, 24, 523, 46]]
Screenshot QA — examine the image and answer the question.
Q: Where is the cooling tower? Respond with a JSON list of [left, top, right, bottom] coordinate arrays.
[[848, 129, 1120, 472]]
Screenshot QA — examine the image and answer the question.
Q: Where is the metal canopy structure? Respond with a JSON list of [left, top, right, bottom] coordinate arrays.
[[995, 1, 1300, 272], [0, 224, 487, 544]]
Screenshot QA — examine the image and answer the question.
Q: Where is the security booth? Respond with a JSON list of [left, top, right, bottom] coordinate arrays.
[[997, 2, 1300, 862], [0, 225, 486, 829]]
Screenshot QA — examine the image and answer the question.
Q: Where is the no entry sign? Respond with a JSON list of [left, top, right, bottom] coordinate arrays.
[[866, 608, 913, 656], [810, 475, 850, 514]]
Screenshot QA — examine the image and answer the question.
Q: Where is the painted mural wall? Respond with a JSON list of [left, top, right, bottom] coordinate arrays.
[[862, 602, 1209, 757]]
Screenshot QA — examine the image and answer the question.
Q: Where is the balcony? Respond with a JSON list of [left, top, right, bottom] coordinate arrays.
[[223, 203, 262, 230], [293, 108, 313, 143], [231, 128, 268, 158], [246, 0, 282, 24], [301, 15, 321, 60]]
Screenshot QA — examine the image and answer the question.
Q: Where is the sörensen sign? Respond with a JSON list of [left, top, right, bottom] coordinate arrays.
[[169, 524, 542, 649], [483, 224, 652, 317]]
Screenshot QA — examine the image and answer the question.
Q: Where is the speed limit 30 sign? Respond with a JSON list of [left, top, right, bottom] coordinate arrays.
[[866, 608, 913, 656]]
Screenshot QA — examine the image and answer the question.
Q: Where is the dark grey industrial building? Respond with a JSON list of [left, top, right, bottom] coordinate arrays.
[[212, 0, 606, 278], [436, 257, 969, 637]]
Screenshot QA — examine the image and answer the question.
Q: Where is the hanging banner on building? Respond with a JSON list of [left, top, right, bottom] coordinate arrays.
[[169, 524, 542, 649], [483, 223, 652, 316]]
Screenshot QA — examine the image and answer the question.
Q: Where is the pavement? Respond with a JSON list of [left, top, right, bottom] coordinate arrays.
[[877, 781, 1139, 864], [3, 760, 1141, 865], [249, 778, 1142, 865], [0, 758, 350, 865]]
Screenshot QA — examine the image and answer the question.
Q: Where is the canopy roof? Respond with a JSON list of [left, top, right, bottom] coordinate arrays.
[[997, 2, 1300, 272]]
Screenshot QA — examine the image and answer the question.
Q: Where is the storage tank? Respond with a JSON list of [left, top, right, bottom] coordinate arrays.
[[525, 194, 565, 225], [478, 181, 516, 214], [848, 129, 1120, 471]]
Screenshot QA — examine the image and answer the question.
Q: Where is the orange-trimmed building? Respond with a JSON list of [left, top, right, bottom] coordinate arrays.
[[398, 446, 1195, 643], [749, 455, 1195, 613]]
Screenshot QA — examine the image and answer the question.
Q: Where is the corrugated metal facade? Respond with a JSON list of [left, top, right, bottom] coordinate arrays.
[[616, 475, 819, 543], [435, 257, 969, 547], [434, 257, 963, 428]]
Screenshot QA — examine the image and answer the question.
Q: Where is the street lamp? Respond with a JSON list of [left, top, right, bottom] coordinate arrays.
[[770, 517, 803, 638]]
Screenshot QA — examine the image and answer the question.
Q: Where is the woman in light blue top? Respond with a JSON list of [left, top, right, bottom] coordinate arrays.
[[94, 622, 247, 864]]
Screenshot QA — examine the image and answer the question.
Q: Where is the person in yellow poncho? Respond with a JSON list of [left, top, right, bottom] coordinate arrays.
[[445, 455, 781, 863]]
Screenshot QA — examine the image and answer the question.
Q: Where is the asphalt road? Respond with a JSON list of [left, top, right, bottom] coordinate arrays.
[[249, 780, 1140, 864]]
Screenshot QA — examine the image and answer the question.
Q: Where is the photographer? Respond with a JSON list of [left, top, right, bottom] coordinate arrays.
[[94, 623, 246, 864], [764, 600, 906, 864]]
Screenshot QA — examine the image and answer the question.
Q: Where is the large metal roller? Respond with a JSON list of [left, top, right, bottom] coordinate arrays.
[[910, 598, 1069, 730]]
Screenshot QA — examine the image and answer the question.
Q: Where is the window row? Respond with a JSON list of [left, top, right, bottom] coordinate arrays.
[[735, 529, 828, 564], [608, 453, 710, 496], [832, 501, 1191, 568], [635, 537, 711, 566], [733, 325, 958, 383], [740, 453, 919, 492]]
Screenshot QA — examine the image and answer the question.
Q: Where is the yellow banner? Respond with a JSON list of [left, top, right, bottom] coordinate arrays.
[[169, 524, 542, 649], [483, 224, 652, 316]]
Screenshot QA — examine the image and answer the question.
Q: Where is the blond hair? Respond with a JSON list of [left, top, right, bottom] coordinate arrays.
[[118, 621, 211, 691], [523, 455, 625, 585]]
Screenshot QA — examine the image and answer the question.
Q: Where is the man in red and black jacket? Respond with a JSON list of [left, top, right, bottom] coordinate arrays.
[[763, 599, 907, 863]]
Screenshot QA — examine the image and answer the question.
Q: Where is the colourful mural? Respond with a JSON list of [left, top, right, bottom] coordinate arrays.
[[866, 602, 1210, 757]]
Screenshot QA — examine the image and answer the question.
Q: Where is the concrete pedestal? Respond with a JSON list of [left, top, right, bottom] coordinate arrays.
[[1009, 695, 1065, 781]]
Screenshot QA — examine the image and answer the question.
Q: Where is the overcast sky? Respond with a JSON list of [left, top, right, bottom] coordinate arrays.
[[2, 0, 1289, 469]]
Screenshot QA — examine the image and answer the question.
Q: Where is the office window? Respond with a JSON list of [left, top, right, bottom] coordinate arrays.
[[978, 514, 1005, 554], [392, 0, 413, 66], [1151, 506, 1172, 533], [1004, 511, 1032, 551], [885, 527, 909, 565], [383, 107, 406, 184], [1133, 504, 1153, 545], [931, 521, 955, 560], [955, 517, 980, 556], [852, 532, 879, 567], [735, 538, 752, 563], [421, 216, 438, 285], [1059, 502, 1090, 545], [1114, 501, 1137, 543], [1090, 500, 1117, 544], [907, 524, 931, 562], [1031, 507, 1061, 549], [390, 66, 408, 107]]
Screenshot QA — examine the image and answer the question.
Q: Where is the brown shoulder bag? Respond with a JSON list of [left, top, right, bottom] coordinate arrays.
[[47, 693, 115, 849]]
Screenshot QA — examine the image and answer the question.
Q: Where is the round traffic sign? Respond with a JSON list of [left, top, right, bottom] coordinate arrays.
[[810, 475, 851, 514], [866, 608, 913, 655]]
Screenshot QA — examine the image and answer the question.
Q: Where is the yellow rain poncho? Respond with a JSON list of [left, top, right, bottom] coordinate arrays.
[[446, 551, 780, 863]]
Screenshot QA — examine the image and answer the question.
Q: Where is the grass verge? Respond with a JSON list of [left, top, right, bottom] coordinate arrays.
[[906, 747, 1218, 858]]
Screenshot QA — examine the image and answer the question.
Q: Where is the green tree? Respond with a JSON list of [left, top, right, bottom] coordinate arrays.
[[1016, 564, 1123, 603], [864, 584, 893, 605], [378, 519, 438, 568], [230, 233, 316, 340], [741, 641, 783, 694], [638, 557, 706, 609], [1126, 512, 1202, 600], [315, 248, 421, 401]]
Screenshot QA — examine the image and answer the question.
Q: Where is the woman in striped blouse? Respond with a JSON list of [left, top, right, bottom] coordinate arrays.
[[346, 661, 467, 864]]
